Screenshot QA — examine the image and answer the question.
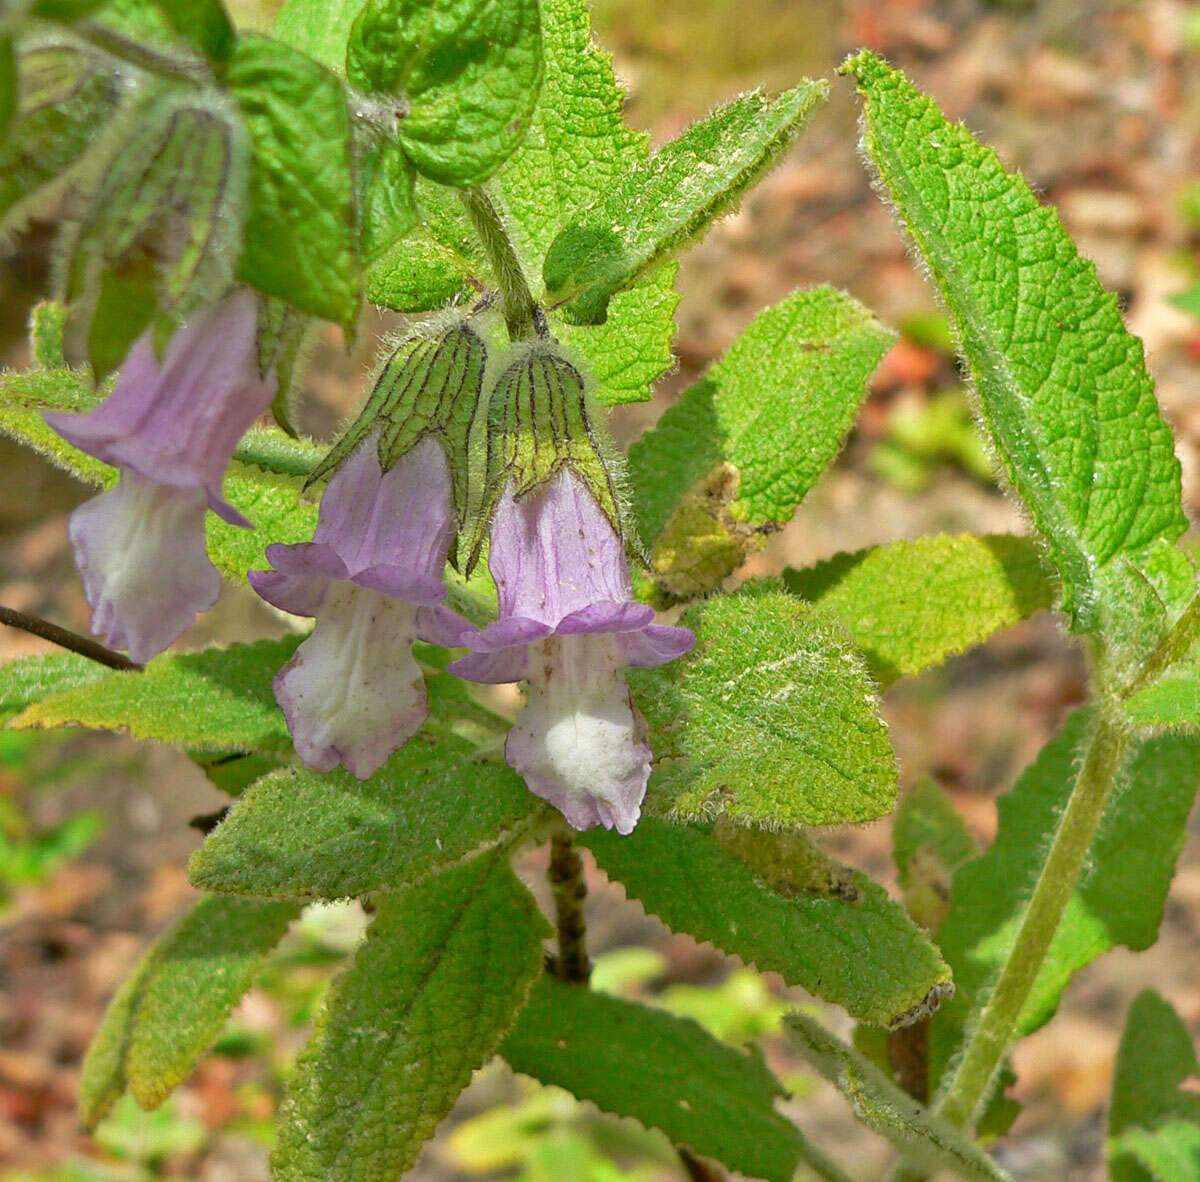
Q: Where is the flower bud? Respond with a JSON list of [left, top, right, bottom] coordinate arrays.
[[58, 87, 249, 375], [0, 35, 122, 231]]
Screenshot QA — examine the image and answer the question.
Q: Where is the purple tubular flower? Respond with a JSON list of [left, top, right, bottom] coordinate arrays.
[[45, 289, 275, 663], [249, 435, 473, 780], [450, 469, 694, 835]]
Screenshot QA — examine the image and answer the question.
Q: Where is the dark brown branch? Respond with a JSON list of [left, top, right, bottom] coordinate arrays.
[[188, 806, 230, 835], [546, 831, 590, 983], [0, 606, 141, 671], [677, 1147, 726, 1182]]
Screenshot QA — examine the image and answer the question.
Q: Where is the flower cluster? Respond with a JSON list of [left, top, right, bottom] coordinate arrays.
[[48, 295, 694, 835]]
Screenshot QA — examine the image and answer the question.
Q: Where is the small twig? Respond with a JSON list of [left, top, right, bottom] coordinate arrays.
[[0, 605, 140, 671], [546, 830, 590, 983], [188, 806, 230, 834], [678, 1146, 726, 1181]]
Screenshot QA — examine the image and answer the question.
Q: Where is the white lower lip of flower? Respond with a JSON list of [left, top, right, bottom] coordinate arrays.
[[275, 582, 426, 780], [69, 472, 219, 663], [507, 634, 651, 835]]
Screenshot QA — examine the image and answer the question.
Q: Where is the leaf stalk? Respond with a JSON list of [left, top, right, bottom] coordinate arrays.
[[460, 186, 540, 342]]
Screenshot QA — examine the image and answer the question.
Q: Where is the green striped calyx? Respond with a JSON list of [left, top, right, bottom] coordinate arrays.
[[306, 317, 489, 527], [59, 85, 249, 376], [481, 342, 627, 549]]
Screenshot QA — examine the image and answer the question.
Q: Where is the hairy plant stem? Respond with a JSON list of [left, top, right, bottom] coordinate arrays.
[[933, 712, 1129, 1130], [932, 591, 1200, 1135], [546, 830, 590, 983], [460, 187, 540, 342], [0, 605, 141, 671]]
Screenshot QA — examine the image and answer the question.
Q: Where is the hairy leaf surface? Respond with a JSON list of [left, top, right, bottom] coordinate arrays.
[[543, 82, 827, 323], [230, 36, 360, 329], [273, 852, 548, 1179], [494, 0, 677, 404], [631, 585, 896, 828], [502, 976, 807, 1182], [348, 0, 542, 185], [190, 737, 541, 900], [80, 895, 298, 1126], [272, 0, 363, 70], [786, 1014, 1010, 1182], [629, 286, 892, 554], [784, 533, 1053, 684], [13, 638, 297, 752], [0, 652, 111, 725], [583, 819, 951, 1028], [1109, 990, 1200, 1182], [845, 52, 1186, 629]]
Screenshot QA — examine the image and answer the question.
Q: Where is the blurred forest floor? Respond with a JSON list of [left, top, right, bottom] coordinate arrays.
[[3, 0, 1200, 1179]]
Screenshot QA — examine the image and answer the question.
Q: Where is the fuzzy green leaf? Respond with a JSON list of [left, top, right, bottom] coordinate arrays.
[[206, 462, 318, 581], [273, 851, 549, 1180], [502, 976, 807, 1182], [930, 713, 1200, 1084], [892, 780, 978, 934], [1124, 669, 1200, 729], [347, 0, 542, 185], [271, 0, 362, 71], [190, 736, 540, 900], [1109, 990, 1200, 1182], [12, 638, 297, 752], [786, 1013, 1010, 1182], [544, 82, 827, 323], [365, 177, 485, 311], [844, 52, 1186, 630], [365, 228, 476, 311], [582, 819, 951, 1028], [0, 652, 111, 725], [784, 533, 1054, 685], [153, 0, 235, 63], [0, 365, 114, 484], [631, 585, 897, 828], [893, 781, 977, 892], [0, 36, 14, 137], [494, 0, 677, 404], [229, 36, 360, 330], [80, 894, 298, 1126], [0, 39, 123, 227], [629, 285, 893, 555], [1111, 1122, 1200, 1182], [357, 138, 417, 262]]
